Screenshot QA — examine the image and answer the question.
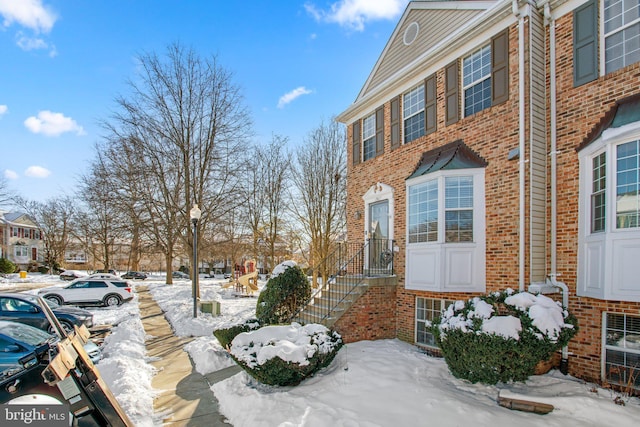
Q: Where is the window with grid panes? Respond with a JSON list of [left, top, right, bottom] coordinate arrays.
[[408, 179, 438, 243], [362, 113, 376, 161], [616, 140, 640, 228], [463, 44, 491, 117], [604, 313, 640, 391], [591, 152, 607, 232], [604, 0, 640, 74], [403, 85, 425, 143], [416, 297, 454, 347], [445, 176, 474, 242]]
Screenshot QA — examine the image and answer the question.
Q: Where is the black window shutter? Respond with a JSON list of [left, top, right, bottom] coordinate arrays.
[[352, 121, 361, 165], [425, 74, 437, 134], [375, 106, 384, 156], [574, 0, 598, 86], [445, 61, 459, 125], [491, 29, 509, 105], [390, 96, 400, 150]]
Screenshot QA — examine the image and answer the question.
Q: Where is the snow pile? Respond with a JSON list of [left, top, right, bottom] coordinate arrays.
[[505, 292, 573, 341], [269, 260, 297, 279]]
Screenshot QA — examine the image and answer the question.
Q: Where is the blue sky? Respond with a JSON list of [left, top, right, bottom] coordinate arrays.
[[0, 0, 409, 203]]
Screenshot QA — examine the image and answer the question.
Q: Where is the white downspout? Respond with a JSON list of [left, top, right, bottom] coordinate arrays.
[[545, 2, 569, 374], [514, 0, 526, 292]]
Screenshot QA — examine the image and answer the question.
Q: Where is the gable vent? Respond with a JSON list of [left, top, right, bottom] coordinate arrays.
[[403, 22, 419, 46]]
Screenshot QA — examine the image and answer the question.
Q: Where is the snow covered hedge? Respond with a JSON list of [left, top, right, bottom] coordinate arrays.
[[229, 322, 343, 386], [256, 261, 311, 325], [432, 289, 578, 384]]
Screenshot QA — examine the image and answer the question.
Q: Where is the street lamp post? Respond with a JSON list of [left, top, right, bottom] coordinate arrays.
[[190, 203, 202, 318]]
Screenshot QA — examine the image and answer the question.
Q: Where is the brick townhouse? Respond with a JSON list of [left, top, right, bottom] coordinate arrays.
[[0, 211, 44, 271], [335, 0, 640, 390]]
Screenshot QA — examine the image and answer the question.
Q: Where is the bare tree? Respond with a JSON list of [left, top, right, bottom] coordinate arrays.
[[101, 43, 251, 283], [0, 176, 14, 208], [77, 154, 129, 271], [291, 119, 346, 285], [16, 196, 76, 272], [245, 135, 291, 272]]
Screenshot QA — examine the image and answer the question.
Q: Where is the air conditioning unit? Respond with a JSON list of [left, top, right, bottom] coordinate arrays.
[[199, 300, 221, 315]]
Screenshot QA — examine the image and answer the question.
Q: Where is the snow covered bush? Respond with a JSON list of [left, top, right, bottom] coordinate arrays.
[[256, 261, 311, 325], [432, 289, 578, 384], [213, 318, 262, 349], [229, 322, 343, 386]]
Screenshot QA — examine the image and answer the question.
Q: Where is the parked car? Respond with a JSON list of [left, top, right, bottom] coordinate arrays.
[[121, 271, 147, 280], [172, 271, 189, 279], [59, 270, 86, 281], [0, 321, 100, 404], [95, 269, 116, 275], [86, 273, 120, 280], [0, 293, 93, 334], [38, 278, 133, 307]]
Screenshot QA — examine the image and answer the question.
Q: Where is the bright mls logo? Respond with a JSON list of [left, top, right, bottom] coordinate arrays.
[[1, 404, 69, 426]]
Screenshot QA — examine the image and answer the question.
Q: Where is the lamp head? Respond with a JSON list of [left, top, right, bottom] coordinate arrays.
[[190, 204, 202, 223]]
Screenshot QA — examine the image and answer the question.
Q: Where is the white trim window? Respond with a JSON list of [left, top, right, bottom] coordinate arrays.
[[416, 297, 455, 348], [578, 121, 640, 301], [362, 112, 376, 161], [406, 169, 486, 292], [603, 0, 640, 74], [403, 84, 425, 143], [14, 245, 28, 258], [603, 312, 640, 391], [463, 44, 491, 117]]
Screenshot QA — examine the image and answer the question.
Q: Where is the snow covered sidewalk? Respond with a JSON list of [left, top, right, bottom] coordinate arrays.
[[137, 286, 230, 426]]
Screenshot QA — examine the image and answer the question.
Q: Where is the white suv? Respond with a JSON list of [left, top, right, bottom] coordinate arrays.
[[39, 278, 133, 307]]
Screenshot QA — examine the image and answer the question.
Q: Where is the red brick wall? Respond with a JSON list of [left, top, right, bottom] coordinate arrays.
[[333, 282, 398, 343], [346, 24, 525, 344], [548, 11, 640, 383], [344, 9, 640, 388]]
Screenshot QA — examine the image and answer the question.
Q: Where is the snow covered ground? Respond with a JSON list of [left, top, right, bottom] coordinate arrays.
[[2, 272, 639, 426]]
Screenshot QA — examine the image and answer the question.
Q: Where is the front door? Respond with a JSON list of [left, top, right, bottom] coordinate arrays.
[[368, 200, 390, 273]]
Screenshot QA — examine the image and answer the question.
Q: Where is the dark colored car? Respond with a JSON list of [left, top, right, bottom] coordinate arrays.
[[95, 269, 116, 275], [121, 271, 147, 280], [0, 293, 93, 334], [172, 271, 189, 279]]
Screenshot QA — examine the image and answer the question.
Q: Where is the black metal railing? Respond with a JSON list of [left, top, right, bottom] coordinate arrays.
[[291, 238, 395, 325]]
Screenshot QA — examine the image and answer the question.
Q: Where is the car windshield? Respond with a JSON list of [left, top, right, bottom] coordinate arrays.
[[0, 321, 54, 346], [20, 293, 60, 308]]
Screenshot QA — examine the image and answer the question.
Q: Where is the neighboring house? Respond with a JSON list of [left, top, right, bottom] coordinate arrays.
[[333, 0, 640, 391], [0, 211, 44, 270]]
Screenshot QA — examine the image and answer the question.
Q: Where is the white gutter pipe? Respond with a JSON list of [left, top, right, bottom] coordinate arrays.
[[544, 2, 569, 375], [514, 0, 526, 292]]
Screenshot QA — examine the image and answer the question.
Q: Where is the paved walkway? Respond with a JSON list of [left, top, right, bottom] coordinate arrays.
[[137, 286, 240, 426]]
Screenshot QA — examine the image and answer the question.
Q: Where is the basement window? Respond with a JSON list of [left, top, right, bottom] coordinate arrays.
[[603, 312, 640, 391]]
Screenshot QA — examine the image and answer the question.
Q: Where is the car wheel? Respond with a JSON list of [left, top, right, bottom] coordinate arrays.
[[48, 320, 74, 335], [45, 294, 63, 305], [104, 294, 122, 307]]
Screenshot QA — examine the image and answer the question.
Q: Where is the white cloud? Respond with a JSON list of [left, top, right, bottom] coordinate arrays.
[[24, 110, 86, 137], [24, 166, 51, 178], [4, 169, 18, 180], [305, 0, 408, 31], [278, 87, 313, 109], [0, 105, 7, 117], [0, 0, 57, 33]]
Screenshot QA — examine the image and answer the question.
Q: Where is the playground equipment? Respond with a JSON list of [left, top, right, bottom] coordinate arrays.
[[235, 270, 259, 295]]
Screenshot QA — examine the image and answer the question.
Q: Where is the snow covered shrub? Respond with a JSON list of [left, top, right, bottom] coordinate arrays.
[[256, 261, 311, 325], [213, 319, 262, 349], [229, 322, 343, 386], [432, 289, 578, 384]]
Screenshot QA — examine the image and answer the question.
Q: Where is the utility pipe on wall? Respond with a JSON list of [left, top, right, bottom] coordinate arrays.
[[514, 0, 527, 292]]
